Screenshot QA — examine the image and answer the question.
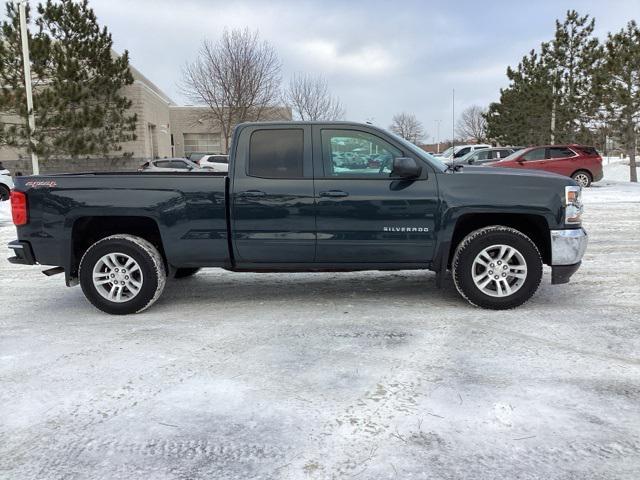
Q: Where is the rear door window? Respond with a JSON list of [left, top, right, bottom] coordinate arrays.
[[548, 147, 575, 159], [249, 129, 304, 178]]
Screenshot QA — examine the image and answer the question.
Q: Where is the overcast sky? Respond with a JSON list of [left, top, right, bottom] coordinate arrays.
[[76, 1, 640, 142]]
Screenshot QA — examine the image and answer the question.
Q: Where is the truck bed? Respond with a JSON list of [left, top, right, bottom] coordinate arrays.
[[13, 172, 231, 278]]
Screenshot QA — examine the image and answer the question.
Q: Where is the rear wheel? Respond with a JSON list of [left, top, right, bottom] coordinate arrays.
[[0, 184, 9, 201], [452, 226, 543, 309], [571, 170, 592, 188], [174, 267, 200, 278], [79, 234, 166, 315]]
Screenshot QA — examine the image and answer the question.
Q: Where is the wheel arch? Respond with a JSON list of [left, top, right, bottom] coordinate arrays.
[[448, 213, 551, 267], [69, 216, 167, 284]]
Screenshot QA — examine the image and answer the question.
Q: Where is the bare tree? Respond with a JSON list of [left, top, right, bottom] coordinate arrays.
[[180, 28, 282, 152], [456, 105, 488, 142], [389, 112, 426, 144], [284, 74, 345, 121]]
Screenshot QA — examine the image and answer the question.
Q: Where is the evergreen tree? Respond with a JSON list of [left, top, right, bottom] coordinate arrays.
[[542, 10, 601, 144], [0, 0, 136, 159], [486, 10, 601, 146], [597, 21, 640, 182], [485, 50, 553, 145]]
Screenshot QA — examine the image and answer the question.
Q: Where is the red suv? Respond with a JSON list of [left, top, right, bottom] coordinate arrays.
[[489, 145, 603, 187]]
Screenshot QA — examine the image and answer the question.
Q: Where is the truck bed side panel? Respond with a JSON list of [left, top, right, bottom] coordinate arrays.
[[15, 173, 228, 270]]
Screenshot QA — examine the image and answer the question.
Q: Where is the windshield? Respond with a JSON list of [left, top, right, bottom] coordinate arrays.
[[500, 149, 526, 161], [458, 151, 477, 162], [439, 147, 454, 158]]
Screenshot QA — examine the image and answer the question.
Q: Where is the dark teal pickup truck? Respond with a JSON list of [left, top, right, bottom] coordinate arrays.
[[8, 122, 587, 314]]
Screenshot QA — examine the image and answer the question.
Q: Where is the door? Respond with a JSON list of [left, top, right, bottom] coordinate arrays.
[[546, 146, 577, 176], [312, 126, 439, 264], [507, 147, 547, 170], [231, 125, 316, 264]]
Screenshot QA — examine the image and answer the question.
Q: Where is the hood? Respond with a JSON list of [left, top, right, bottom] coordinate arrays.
[[455, 165, 570, 181]]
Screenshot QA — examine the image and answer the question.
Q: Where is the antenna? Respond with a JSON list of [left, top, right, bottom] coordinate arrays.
[[451, 88, 456, 167]]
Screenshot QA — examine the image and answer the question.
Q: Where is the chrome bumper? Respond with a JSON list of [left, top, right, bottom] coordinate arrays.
[[550, 228, 588, 266]]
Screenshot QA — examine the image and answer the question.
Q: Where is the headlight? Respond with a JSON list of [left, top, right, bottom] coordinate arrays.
[[565, 185, 583, 224]]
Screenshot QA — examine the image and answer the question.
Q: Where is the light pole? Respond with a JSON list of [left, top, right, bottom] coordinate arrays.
[[18, 0, 39, 175], [434, 120, 441, 153]]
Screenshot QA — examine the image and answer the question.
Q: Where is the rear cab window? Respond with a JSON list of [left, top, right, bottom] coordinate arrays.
[[248, 129, 304, 178]]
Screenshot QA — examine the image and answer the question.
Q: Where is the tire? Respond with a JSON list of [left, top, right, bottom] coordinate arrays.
[[174, 267, 200, 279], [0, 184, 9, 201], [571, 170, 592, 188], [79, 234, 166, 315], [452, 226, 543, 310]]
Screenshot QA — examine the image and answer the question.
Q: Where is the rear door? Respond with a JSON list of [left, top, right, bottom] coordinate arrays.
[[516, 147, 548, 170], [546, 146, 578, 176], [230, 125, 316, 264], [312, 125, 438, 264]]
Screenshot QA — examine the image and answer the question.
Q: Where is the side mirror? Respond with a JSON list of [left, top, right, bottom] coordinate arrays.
[[468, 158, 475, 165], [392, 157, 422, 178]]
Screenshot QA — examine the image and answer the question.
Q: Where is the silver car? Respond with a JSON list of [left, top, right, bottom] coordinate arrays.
[[138, 158, 203, 172]]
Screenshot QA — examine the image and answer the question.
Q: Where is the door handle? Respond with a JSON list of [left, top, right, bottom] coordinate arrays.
[[238, 190, 266, 198], [319, 190, 349, 198]]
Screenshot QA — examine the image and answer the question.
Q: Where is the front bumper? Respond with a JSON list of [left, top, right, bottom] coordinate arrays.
[[550, 228, 587, 284], [7, 240, 36, 265]]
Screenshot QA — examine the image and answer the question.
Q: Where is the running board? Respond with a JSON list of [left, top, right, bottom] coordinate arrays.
[[42, 267, 64, 276]]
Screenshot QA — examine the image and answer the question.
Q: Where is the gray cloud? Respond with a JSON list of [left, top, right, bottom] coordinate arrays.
[[31, 0, 640, 141]]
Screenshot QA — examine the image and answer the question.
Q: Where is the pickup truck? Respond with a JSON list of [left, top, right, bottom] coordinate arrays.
[[7, 121, 588, 315]]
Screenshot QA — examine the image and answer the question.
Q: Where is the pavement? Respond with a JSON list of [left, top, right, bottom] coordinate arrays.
[[0, 175, 639, 479]]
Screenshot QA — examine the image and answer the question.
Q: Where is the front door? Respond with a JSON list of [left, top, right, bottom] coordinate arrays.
[[231, 125, 316, 264], [312, 126, 439, 264]]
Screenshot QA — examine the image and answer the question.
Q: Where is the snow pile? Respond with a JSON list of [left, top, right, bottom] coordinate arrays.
[[599, 160, 638, 183], [0, 199, 11, 223]]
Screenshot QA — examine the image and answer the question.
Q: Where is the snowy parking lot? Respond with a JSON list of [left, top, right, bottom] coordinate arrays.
[[1, 165, 639, 479]]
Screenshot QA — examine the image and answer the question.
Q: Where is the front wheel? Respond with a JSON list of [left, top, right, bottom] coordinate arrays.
[[79, 234, 166, 315], [452, 226, 543, 309]]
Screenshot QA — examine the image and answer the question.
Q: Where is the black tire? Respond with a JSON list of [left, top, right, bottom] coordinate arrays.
[[79, 234, 166, 315], [452, 226, 543, 310], [0, 184, 9, 201], [571, 170, 592, 188], [174, 267, 200, 279]]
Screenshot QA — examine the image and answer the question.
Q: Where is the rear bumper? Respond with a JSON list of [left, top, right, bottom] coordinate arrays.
[[593, 166, 604, 182], [7, 240, 36, 265]]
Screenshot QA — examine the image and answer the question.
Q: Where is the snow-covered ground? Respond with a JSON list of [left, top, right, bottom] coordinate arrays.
[[1, 167, 639, 479]]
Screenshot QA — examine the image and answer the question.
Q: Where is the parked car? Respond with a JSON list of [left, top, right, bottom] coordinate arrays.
[[489, 145, 603, 187], [0, 171, 14, 201], [8, 121, 587, 314], [187, 152, 216, 163], [452, 147, 520, 166], [434, 144, 490, 160], [199, 154, 229, 172], [138, 158, 203, 172]]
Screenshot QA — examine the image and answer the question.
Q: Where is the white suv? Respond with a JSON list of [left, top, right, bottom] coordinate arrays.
[[198, 154, 229, 172], [435, 144, 490, 160], [0, 169, 14, 201]]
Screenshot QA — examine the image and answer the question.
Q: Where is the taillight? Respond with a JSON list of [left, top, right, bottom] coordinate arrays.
[[10, 190, 28, 226]]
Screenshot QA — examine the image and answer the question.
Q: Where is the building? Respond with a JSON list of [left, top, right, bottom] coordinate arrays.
[[0, 63, 292, 174]]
